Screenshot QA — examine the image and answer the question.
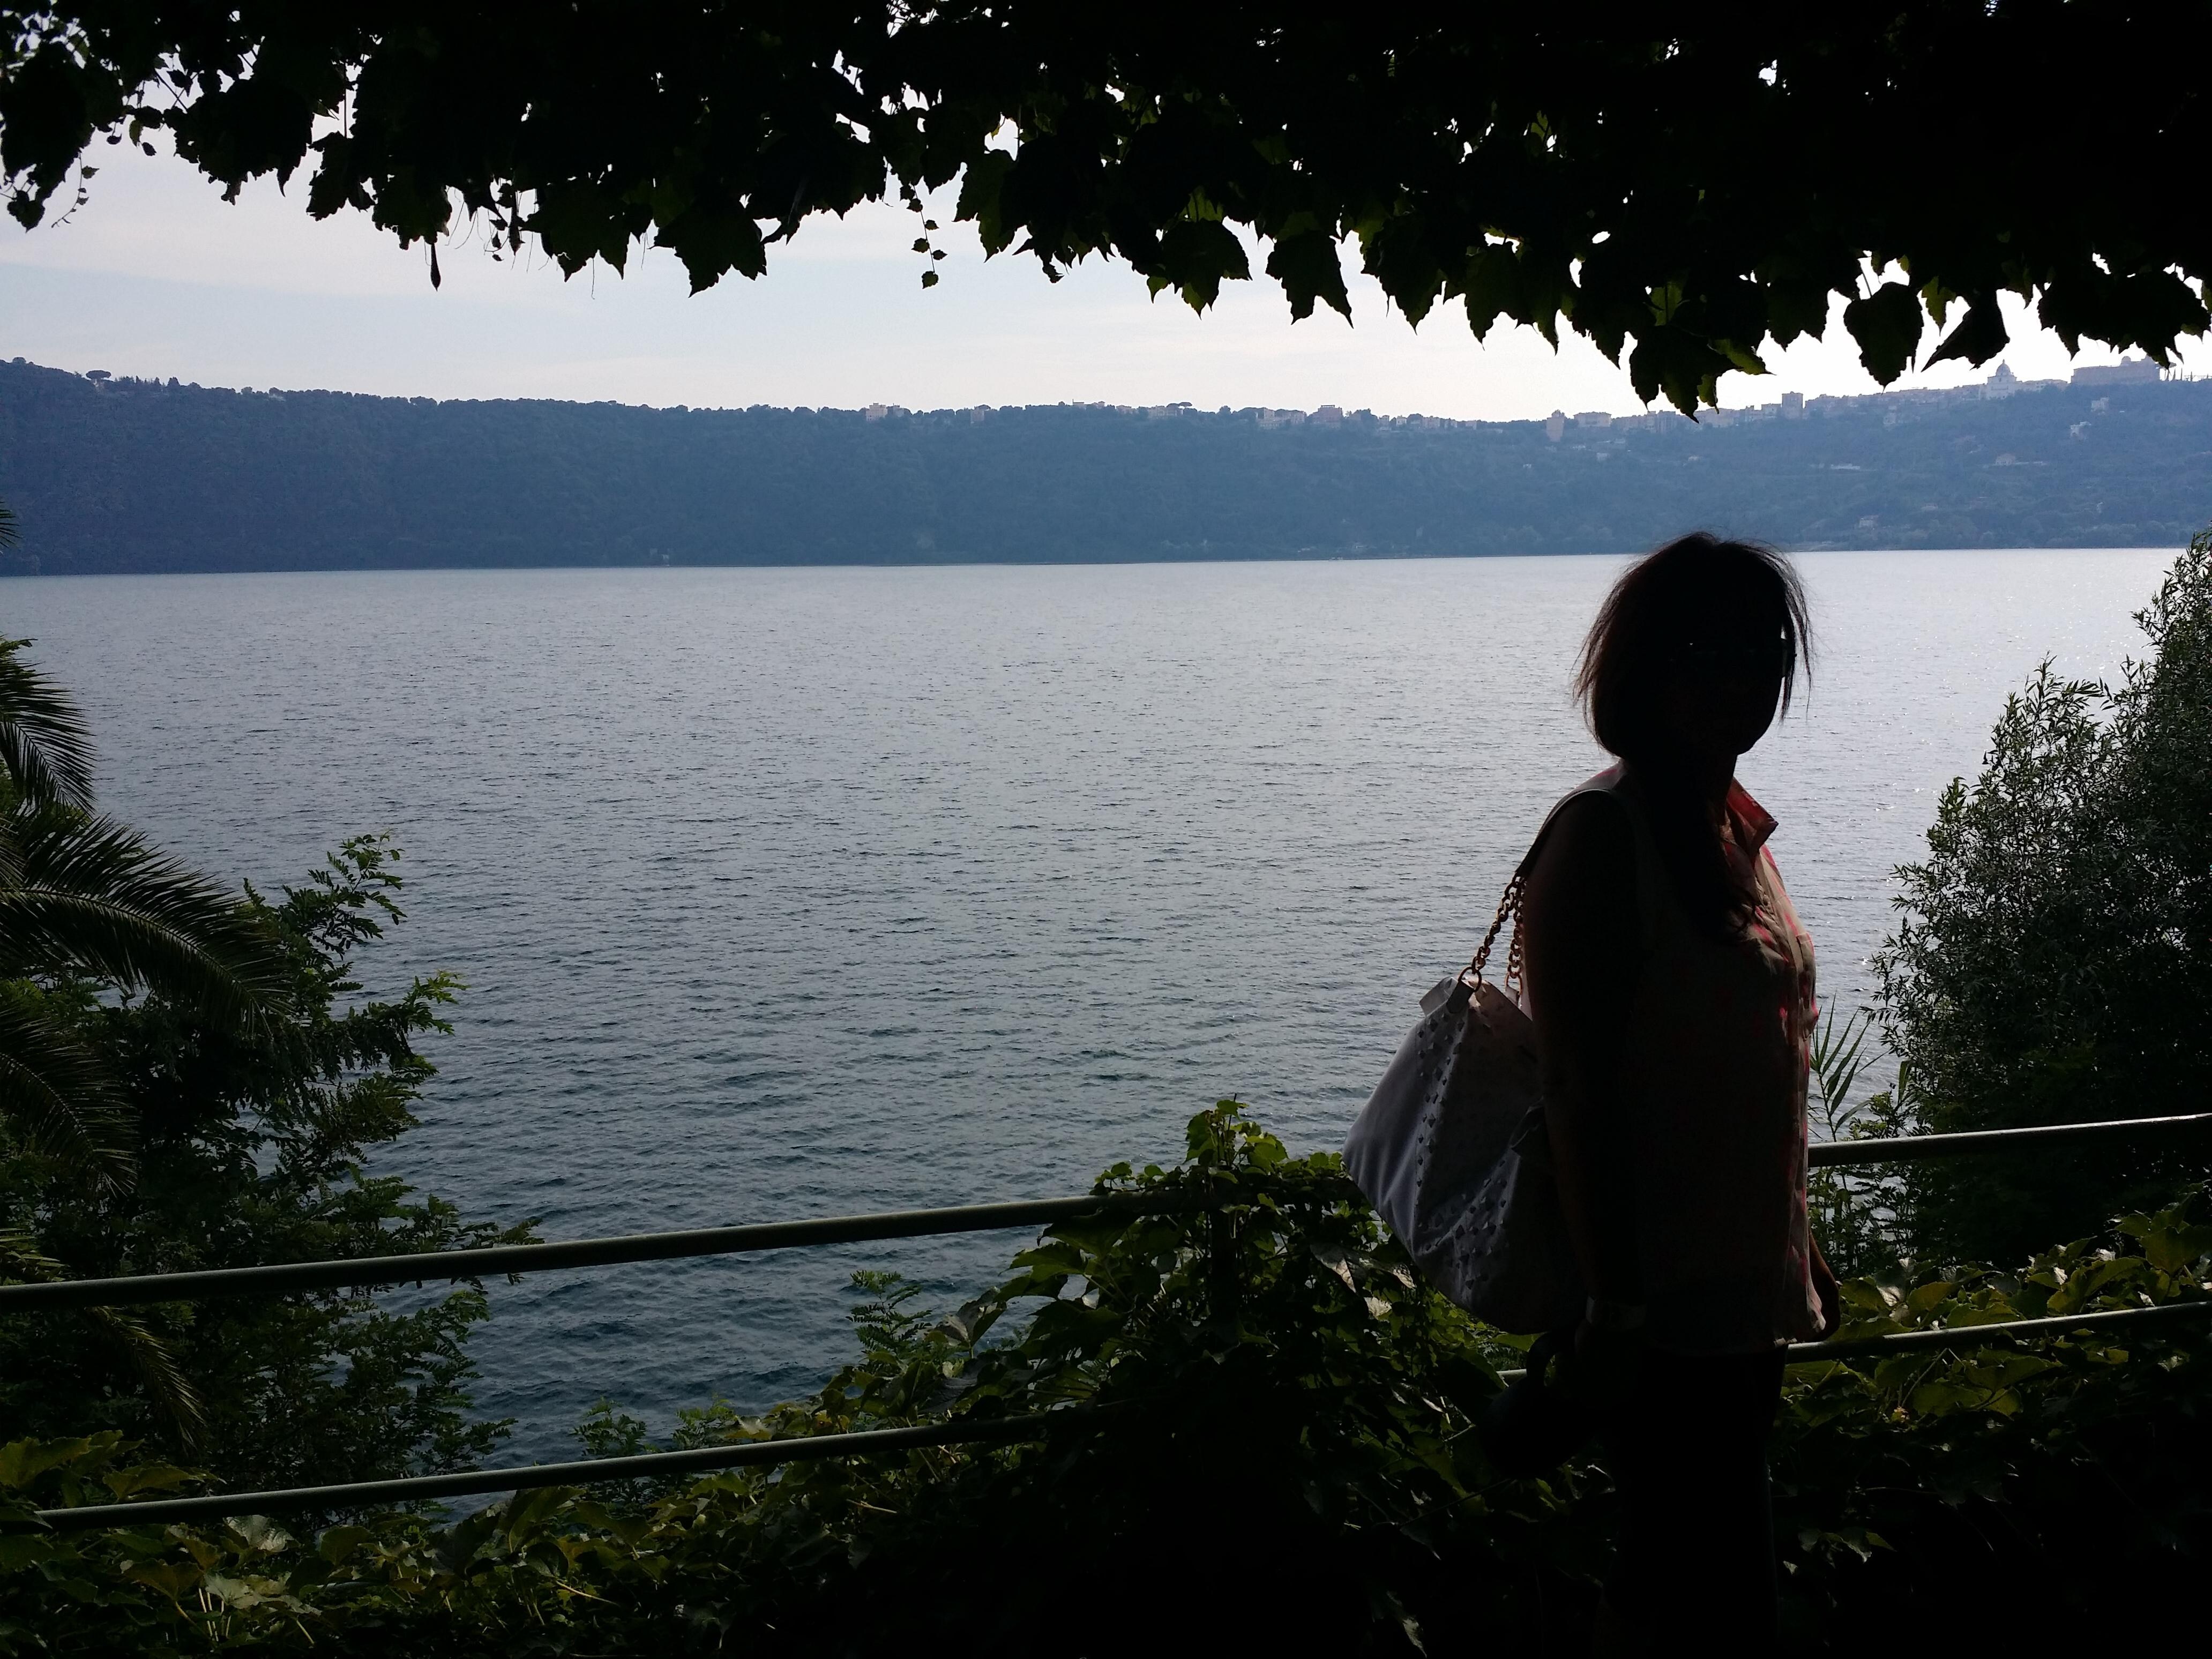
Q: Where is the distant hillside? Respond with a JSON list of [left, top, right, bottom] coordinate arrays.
[[1, 356, 2206, 574]]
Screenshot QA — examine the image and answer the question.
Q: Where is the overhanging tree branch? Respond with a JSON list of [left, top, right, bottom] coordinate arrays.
[[1, 5, 2205, 410]]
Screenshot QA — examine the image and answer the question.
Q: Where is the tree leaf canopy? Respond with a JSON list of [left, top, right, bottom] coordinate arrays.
[[2, 6, 2205, 410]]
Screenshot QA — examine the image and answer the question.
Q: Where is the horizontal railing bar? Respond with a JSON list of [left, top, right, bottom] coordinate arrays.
[[30, 1411, 1086, 1532], [42, 1301, 2212, 1528], [1805, 1111, 2212, 1167], [0, 1193, 1202, 1313], [3, 1112, 2204, 1314], [1784, 1296, 2212, 1359], [1494, 1297, 2210, 1381]]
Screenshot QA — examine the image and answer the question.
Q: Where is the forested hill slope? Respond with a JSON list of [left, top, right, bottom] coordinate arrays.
[[1, 357, 2206, 574]]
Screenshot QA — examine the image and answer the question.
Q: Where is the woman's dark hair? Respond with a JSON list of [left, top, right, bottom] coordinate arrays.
[[1573, 534, 1812, 936], [1574, 533, 1811, 760]]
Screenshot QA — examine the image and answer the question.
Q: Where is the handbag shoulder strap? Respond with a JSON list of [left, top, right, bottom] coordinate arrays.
[[1460, 869, 1527, 992], [1463, 764, 1641, 997]]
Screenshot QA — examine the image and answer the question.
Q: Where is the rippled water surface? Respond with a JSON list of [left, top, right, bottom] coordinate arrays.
[[3, 549, 2174, 1458]]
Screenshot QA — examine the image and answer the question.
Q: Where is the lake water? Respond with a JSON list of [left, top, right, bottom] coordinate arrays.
[[1, 549, 2177, 1461]]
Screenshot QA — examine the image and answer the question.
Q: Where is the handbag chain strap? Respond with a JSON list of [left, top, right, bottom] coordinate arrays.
[[1460, 871, 1529, 998]]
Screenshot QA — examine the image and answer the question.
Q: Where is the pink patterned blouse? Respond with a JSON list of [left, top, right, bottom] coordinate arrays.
[[1556, 764, 1825, 1353]]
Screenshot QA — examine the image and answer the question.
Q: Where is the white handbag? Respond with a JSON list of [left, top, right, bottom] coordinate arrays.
[[1343, 863, 1586, 1334]]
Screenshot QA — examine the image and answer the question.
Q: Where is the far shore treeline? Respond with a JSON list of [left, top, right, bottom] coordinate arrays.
[[2, 357, 2207, 575]]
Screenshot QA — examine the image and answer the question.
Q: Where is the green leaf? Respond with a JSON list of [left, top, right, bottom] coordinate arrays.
[[0, 1525, 58, 1574], [2121, 1204, 2212, 1274], [1962, 1352, 2057, 1387], [497, 1483, 577, 1550], [0, 1437, 91, 1491], [1908, 1380, 1973, 1415], [1359, 214, 1445, 327], [1151, 219, 1250, 311], [1924, 295, 2008, 369], [1905, 1281, 1957, 1315], [1710, 337, 1769, 376], [101, 1463, 193, 1499], [527, 181, 632, 276], [1839, 1280, 1893, 1314], [657, 208, 769, 293], [1265, 230, 1352, 324], [1842, 280, 1924, 384], [1626, 328, 1721, 414], [954, 150, 1015, 255], [1462, 243, 1526, 341], [225, 1514, 293, 1555], [317, 1525, 374, 1564], [121, 1559, 201, 1602], [200, 1570, 264, 1606], [0, 638, 96, 810]]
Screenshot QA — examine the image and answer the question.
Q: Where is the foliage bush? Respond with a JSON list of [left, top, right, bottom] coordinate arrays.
[[1873, 528, 2212, 1265], [0, 837, 534, 1492], [4, 1104, 2206, 1656]]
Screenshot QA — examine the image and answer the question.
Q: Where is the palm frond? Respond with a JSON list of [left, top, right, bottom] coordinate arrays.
[[0, 980, 133, 1183], [0, 1228, 204, 1449], [1810, 1006, 1877, 1138], [0, 805, 292, 1017], [0, 637, 96, 812]]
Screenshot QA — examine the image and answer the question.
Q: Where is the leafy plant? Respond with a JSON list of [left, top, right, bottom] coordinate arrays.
[[1772, 1189, 2212, 1646], [3, 1106, 2204, 1655], [1805, 1007, 1909, 1278], [0, 638, 289, 1185], [0, 1105, 1591, 1654], [0, 836, 536, 1493], [1875, 528, 2212, 1264], [0, 637, 530, 1492]]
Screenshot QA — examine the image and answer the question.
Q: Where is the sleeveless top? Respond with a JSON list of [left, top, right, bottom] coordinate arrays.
[[1534, 764, 1825, 1354]]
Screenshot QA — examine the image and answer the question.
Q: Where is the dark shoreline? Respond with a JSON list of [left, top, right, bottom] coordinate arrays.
[[4, 358, 2206, 576]]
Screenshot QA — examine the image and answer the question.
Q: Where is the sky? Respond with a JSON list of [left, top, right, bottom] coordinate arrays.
[[2, 141, 2198, 421]]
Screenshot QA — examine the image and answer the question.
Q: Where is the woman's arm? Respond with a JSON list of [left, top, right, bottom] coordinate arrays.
[[1520, 794, 1644, 1314], [1810, 1234, 1843, 1335]]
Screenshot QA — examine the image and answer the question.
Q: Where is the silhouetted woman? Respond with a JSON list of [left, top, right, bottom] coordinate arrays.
[[1520, 534, 1842, 1652]]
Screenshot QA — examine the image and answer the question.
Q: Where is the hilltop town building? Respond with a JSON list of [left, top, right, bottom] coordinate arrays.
[[1979, 363, 2071, 399], [2072, 355, 2164, 387]]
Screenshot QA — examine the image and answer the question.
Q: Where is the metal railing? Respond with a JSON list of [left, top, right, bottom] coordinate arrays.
[[8, 1112, 2206, 1316], [1784, 1296, 2212, 1359], [36, 1298, 2212, 1532], [1801, 1110, 2212, 1166], [13, 1109, 2210, 1529], [32, 1413, 1093, 1532], [0, 1193, 1195, 1313]]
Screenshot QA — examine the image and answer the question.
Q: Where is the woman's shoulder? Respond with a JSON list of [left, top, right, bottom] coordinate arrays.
[[1531, 764, 1635, 853], [1525, 772, 1638, 912], [1537, 762, 1644, 827], [1532, 787, 1635, 870]]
